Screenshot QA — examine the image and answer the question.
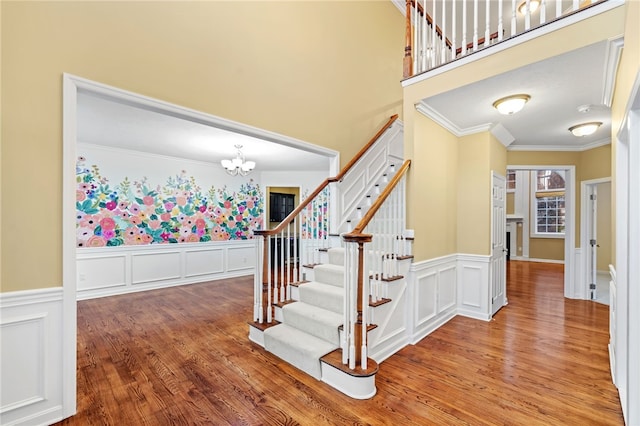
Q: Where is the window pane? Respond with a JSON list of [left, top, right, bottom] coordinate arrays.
[[535, 194, 565, 235]]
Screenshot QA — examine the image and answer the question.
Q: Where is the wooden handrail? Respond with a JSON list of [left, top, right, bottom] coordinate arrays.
[[343, 159, 411, 241], [410, 0, 453, 47], [455, 31, 501, 56], [254, 114, 399, 237]]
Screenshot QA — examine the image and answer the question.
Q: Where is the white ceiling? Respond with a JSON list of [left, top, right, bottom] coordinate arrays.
[[416, 39, 617, 151], [77, 92, 333, 172]]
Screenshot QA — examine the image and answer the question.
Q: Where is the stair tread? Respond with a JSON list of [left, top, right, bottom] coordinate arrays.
[[299, 282, 344, 314], [264, 323, 338, 379], [314, 263, 344, 287], [282, 302, 343, 345], [284, 302, 343, 327]]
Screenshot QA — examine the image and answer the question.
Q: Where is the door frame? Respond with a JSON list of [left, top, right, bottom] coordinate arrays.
[[580, 177, 611, 301], [506, 164, 576, 298], [61, 74, 340, 418], [613, 70, 640, 425]]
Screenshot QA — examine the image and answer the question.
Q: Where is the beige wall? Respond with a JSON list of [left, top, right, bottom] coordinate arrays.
[[507, 147, 611, 250], [457, 134, 490, 255], [506, 193, 515, 215], [1, 1, 405, 292], [410, 113, 458, 260], [530, 238, 565, 261]]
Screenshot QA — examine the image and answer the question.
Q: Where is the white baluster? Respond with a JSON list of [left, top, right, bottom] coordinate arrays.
[[525, 0, 531, 30], [485, 0, 490, 47], [432, 0, 437, 68], [498, 0, 504, 42], [462, 0, 467, 56], [572, 0, 579, 12], [540, 0, 546, 24], [411, 0, 422, 73], [441, 0, 446, 64], [473, 0, 479, 51], [511, 0, 517, 37], [255, 237, 264, 323], [451, 0, 457, 61], [267, 236, 272, 323], [556, 0, 562, 19]]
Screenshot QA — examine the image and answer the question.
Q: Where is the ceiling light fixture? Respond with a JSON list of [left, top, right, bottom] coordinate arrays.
[[568, 122, 602, 137], [517, 0, 541, 14], [492, 94, 531, 115], [221, 144, 255, 176]]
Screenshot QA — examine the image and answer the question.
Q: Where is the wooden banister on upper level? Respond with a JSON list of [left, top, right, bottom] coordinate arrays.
[[404, 0, 609, 78]]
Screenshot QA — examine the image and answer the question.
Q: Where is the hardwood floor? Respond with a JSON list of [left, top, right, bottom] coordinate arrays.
[[55, 261, 623, 425]]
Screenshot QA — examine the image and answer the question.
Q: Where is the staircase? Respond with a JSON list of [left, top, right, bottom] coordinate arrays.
[[264, 248, 346, 380], [249, 116, 410, 399]]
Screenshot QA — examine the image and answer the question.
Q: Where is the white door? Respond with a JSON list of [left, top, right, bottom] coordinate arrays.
[[491, 172, 507, 316]]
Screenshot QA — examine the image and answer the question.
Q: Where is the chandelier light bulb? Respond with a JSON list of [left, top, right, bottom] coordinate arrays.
[[221, 144, 255, 176]]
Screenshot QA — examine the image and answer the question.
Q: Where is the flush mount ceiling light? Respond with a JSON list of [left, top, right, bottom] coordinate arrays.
[[221, 144, 256, 176], [492, 94, 531, 115], [518, 0, 541, 14], [568, 122, 602, 137]]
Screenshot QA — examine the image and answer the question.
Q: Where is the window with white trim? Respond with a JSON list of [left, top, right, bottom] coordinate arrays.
[[533, 170, 565, 235]]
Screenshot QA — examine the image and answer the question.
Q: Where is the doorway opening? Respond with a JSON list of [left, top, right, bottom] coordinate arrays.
[[505, 165, 576, 298]]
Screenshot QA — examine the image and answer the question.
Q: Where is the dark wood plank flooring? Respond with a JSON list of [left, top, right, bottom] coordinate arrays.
[[55, 261, 623, 425]]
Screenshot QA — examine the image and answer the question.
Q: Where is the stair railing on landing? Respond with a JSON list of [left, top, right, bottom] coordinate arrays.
[[404, 0, 607, 78], [341, 159, 411, 370], [252, 114, 399, 324]]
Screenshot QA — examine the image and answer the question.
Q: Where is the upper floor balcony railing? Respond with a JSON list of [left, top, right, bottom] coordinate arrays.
[[403, 0, 608, 78]]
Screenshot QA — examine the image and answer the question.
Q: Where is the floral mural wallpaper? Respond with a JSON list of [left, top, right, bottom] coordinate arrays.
[[76, 156, 264, 247]]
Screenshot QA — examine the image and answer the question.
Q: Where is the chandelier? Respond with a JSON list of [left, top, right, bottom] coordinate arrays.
[[220, 144, 255, 176]]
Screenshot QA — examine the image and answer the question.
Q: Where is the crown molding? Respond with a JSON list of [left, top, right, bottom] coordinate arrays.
[[602, 36, 624, 107], [507, 137, 611, 152], [415, 101, 491, 136]]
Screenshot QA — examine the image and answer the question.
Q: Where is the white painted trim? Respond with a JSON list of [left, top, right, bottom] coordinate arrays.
[[602, 36, 625, 107], [408, 254, 458, 343], [76, 241, 255, 300], [62, 74, 78, 420], [0, 288, 65, 425], [507, 164, 576, 298], [457, 254, 491, 321], [401, 0, 625, 87], [65, 75, 339, 159], [580, 177, 612, 300], [63, 73, 341, 421], [415, 101, 492, 136], [507, 138, 611, 152]]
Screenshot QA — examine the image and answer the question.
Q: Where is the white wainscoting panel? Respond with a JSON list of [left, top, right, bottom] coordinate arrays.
[[76, 241, 256, 300], [409, 254, 458, 344], [227, 246, 257, 272], [185, 248, 224, 277], [77, 255, 126, 290], [0, 288, 64, 426], [132, 251, 181, 284], [457, 254, 491, 321]]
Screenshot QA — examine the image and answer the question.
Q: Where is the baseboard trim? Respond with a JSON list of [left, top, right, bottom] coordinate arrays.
[[510, 256, 564, 264]]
